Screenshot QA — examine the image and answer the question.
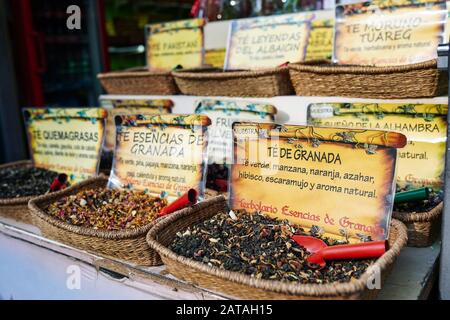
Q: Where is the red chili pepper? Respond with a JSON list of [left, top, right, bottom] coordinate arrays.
[[278, 61, 289, 68]]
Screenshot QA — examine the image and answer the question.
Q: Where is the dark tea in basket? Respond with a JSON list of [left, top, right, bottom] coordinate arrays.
[[170, 209, 375, 284], [0, 166, 59, 199]]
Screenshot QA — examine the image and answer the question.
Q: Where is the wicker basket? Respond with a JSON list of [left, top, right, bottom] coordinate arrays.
[[97, 67, 179, 95], [0, 160, 40, 225], [393, 202, 442, 247], [289, 59, 447, 99], [29, 176, 164, 266], [147, 196, 408, 300], [172, 67, 294, 97]]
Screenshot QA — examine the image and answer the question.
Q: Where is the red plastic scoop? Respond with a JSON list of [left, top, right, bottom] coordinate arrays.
[[159, 189, 198, 217], [291, 235, 388, 269], [48, 173, 68, 193]]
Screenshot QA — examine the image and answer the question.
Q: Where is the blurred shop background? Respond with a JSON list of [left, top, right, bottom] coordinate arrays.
[[0, 0, 328, 163]]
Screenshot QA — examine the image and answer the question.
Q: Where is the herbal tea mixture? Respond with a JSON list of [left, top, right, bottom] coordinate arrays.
[[0, 166, 59, 199], [170, 210, 374, 284], [46, 188, 167, 230]]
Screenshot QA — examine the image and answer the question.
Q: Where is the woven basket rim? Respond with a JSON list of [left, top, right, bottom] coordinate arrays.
[[393, 201, 443, 223], [0, 160, 43, 206], [147, 196, 408, 297], [172, 66, 289, 80], [98, 68, 172, 79], [289, 59, 438, 75], [29, 176, 163, 240]]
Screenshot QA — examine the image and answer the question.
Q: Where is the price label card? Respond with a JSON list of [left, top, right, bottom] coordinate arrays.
[[305, 18, 334, 61], [230, 123, 406, 242], [205, 49, 226, 68], [308, 103, 448, 190], [224, 13, 312, 70], [23, 108, 107, 184], [196, 99, 276, 165], [146, 18, 205, 71], [100, 99, 174, 152], [334, 0, 447, 66], [109, 114, 211, 202]]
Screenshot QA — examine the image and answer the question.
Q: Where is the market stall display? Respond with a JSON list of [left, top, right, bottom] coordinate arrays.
[[307, 102, 447, 247], [108, 114, 211, 201], [393, 203, 442, 247], [99, 98, 174, 173], [29, 176, 168, 266], [393, 188, 443, 247], [146, 122, 409, 299], [23, 108, 108, 184], [147, 196, 408, 299], [28, 112, 210, 265], [1, 107, 108, 225], [173, 12, 312, 97], [98, 18, 206, 95], [0, 161, 61, 224], [333, 0, 446, 67], [195, 99, 277, 191], [2, 0, 450, 301]]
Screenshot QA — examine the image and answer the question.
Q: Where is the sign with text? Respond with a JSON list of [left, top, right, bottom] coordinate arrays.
[[146, 19, 205, 71], [306, 10, 334, 61], [100, 99, 174, 151], [230, 123, 407, 242], [308, 103, 447, 190], [334, 0, 447, 66], [205, 49, 226, 68], [195, 99, 277, 165], [225, 13, 312, 70], [109, 114, 211, 202], [23, 108, 107, 184], [305, 19, 334, 60]]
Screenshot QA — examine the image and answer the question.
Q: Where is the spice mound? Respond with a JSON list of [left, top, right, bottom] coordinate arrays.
[[46, 188, 167, 230], [170, 211, 373, 284], [0, 166, 58, 199]]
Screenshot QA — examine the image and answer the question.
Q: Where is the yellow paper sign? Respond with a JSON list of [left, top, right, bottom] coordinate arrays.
[[305, 19, 334, 61], [100, 99, 174, 151], [195, 99, 277, 165], [146, 19, 205, 71], [308, 103, 448, 190], [109, 114, 211, 202], [23, 108, 107, 184], [230, 123, 407, 242], [225, 13, 312, 70], [334, 0, 447, 66], [205, 49, 226, 68]]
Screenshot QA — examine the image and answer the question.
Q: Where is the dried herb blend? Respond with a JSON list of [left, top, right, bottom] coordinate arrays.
[[0, 166, 59, 199], [46, 188, 167, 230], [395, 186, 443, 213], [170, 210, 373, 284]]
